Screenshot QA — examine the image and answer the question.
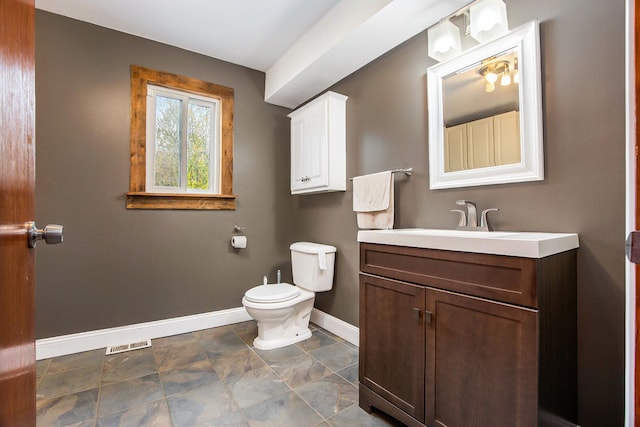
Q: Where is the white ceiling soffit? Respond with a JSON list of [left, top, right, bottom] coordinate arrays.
[[265, 0, 470, 108]]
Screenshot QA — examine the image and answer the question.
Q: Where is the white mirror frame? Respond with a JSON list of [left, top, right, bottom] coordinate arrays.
[[427, 20, 543, 189]]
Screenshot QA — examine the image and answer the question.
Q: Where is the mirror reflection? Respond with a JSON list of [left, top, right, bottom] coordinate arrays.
[[427, 21, 543, 190], [442, 49, 520, 172]]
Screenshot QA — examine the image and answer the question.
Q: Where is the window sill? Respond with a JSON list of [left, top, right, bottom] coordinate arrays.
[[126, 192, 237, 210]]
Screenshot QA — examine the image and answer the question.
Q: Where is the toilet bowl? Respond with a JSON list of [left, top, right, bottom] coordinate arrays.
[[241, 242, 336, 350]]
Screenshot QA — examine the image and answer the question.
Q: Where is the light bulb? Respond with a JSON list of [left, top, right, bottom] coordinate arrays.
[[501, 73, 511, 86], [514, 70, 520, 84], [476, 10, 498, 32], [434, 38, 453, 54], [485, 72, 498, 84], [485, 82, 495, 92]]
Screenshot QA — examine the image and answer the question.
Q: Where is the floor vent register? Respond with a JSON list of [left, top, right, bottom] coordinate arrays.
[[105, 339, 152, 355]]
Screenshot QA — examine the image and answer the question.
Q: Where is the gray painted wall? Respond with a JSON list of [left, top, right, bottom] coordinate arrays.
[[35, 0, 625, 424], [295, 0, 625, 426], [35, 11, 294, 337]]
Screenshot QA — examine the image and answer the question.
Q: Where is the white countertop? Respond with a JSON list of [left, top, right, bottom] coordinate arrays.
[[357, 228, 579, 258]]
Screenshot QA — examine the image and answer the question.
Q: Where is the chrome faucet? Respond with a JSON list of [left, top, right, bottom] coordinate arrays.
[[456, 200, 477, 227], [451, 200, 499, 231]]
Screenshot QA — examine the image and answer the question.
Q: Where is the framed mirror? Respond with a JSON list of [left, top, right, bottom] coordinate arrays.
[[427, 20, 542, 189]]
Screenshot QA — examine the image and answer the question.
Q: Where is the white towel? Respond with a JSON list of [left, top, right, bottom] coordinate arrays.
[[352, 171, 394, 229]]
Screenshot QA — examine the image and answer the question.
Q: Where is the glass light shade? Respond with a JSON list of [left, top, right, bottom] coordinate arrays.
[[470, 0, 509, 43], [428, 20, 461, 62], [485, 72, 498, 83], [501, 73, 511, 86]]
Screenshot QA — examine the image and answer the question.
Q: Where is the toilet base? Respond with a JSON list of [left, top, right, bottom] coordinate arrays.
[[253, 327, 312, 350]]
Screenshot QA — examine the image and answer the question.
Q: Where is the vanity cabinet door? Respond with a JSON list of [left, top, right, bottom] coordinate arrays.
[[359, 274, 426, 423], [425, 287, 538, 427]]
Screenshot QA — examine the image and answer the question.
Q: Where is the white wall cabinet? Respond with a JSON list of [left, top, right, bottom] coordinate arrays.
[[444, 111, 520, 172], [288, 91, 347, 194]]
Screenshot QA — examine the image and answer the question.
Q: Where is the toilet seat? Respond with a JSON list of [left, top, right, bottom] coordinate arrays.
[[244, 283, 300, 303]]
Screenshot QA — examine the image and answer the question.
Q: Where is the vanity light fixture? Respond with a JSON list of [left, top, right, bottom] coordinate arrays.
[[427, 19, 461, 62], [426, 0, 509, 63], [469, 0, 509, 43]]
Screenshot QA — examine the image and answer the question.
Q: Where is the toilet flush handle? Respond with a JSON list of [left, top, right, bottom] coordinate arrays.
[[318, 251, 327, 270]]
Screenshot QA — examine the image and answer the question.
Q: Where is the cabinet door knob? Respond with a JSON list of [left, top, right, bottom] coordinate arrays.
[[413, 307, 421, 319]]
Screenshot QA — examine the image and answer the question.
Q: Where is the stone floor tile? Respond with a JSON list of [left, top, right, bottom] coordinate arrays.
[[211, 348, 267, 381], [47, 349, 104, 374], [225, 365, 290, 409], [37, 365, 102, 401], [98, 373, 163, 417], [101, 347, 157, 384], [167, 381, 238, 427], [295, 373, 358, 418], [253, 344, 304, 365], [154, 341, 209, 372], [96, 398, 171, 427], [295, 330, 338, 352], [271, 354, 331, 389], [336, 364, 358, 386], [241, 391, 322, 427], [310, 342, 358, 372], [160, 358, 219, 397], [36, 388, 98, 427], [200, 332, 249, 358]]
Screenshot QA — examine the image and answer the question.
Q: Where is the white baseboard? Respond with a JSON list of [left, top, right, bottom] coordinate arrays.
[[310, 308, 359, 347], [35, 307, 359, 360], [36, 307, 252, 360]]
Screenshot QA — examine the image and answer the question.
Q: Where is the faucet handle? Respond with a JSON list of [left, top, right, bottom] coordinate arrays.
[[451, 209, 467, 227], [480, 208, 499, 230]]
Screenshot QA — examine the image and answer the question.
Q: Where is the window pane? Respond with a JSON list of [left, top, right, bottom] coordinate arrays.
[[187, 103, 212, 190], [154, 95, 182, 188]]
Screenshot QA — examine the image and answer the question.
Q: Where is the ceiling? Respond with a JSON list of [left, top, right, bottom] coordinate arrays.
[[35, 0, 341, 72], [35, 0, 470, 108]]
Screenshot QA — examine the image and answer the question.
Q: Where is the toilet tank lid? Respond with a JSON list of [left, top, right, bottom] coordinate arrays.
[[290, 242, 337, 254]]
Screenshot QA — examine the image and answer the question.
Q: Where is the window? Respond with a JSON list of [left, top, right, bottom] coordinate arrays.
[[127, 65, 235, 210]]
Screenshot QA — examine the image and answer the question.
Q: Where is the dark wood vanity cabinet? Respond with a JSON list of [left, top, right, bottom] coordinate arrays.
[[358, 243, 577, 427]]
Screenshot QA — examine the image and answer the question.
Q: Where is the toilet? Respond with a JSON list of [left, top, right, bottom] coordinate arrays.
[[242, 242, 336, 350]]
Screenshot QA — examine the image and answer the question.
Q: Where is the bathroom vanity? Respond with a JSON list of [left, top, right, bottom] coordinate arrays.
[[357, 229, 579, 427]]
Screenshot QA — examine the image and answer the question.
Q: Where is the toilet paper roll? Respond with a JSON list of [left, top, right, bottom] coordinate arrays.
[[231, 235, 247, 249]]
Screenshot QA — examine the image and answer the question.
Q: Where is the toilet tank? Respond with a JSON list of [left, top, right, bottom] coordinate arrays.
[[290, 242, 337, 292]]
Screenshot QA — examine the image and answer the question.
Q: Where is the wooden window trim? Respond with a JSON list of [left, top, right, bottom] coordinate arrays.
[[127, 65, 236, 210]]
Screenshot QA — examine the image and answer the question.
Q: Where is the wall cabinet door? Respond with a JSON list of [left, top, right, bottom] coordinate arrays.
[[290, 100, 328, 192], [444, 124, 467, 172], [425, 287, 538, 427], [466, 116, 495, 169], [494, 110, 521, 166], [443, 110, 520, 172], [288, 91, 347, 194], [359, 274, 426, 422]]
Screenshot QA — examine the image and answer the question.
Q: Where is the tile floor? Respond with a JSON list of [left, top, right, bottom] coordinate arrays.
[[35, 322, 404, 427]]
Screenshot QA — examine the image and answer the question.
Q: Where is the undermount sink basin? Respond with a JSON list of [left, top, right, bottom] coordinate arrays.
[[357, 228, 579, 258]]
